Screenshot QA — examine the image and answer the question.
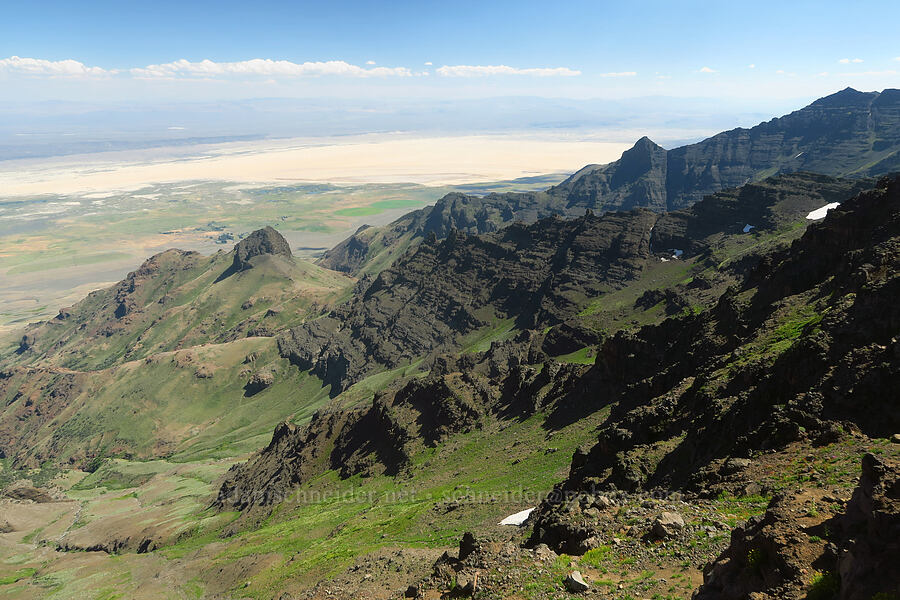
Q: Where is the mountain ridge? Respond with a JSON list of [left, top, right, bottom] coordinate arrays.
[[319, 87, 900, 276]]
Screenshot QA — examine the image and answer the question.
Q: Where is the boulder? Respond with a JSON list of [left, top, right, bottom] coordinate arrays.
[[458, 531, 480, 561], [723, 457, 752, 474], [246, 371, 275, 395], [532, 543, 557, 561], [564, 570, 589, 593], [593, 495, 615, 509], [456, 571, 478, 595], [652, 511, 686, 538]]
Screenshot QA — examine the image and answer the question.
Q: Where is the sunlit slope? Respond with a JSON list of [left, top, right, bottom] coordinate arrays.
[[7, 240, 352, 372]]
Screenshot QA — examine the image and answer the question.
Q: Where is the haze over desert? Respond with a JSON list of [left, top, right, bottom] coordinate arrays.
[[0, 134, 632, 196]]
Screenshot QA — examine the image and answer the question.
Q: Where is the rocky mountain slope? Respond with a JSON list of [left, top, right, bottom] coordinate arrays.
[[214, 174, 899, 599], [280, 173, 871, 394], [527, 173, 900, 552], [320, 88, 900, 277], [219, 172, 887, 506]]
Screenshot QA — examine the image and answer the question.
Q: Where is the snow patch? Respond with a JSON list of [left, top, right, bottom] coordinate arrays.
[[743, 224, 755, 233], [806, 202, 840, 220], [499, 507, 535, 526], [671, 249, 684, 258]]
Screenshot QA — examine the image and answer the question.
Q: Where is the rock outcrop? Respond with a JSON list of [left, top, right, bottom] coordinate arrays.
[[695, 454, 900, 600], [218, 330, 582, 510], [231, 226, 293, 272]]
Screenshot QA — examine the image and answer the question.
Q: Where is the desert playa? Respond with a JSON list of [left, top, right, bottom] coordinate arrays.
[[0, 134, 632, 196]]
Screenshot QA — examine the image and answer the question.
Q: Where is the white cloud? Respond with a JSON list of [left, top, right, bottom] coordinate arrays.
[[838, 58, 864, 64], [0, 55, 111, 77], [816, 71, 830, 77], [366, 60, 376, 65], [599, 71, 637, 77], [130, 58, 412, 79], [747, 64, 756, 69], [435, 64, 581, 77], [840, 69, 898, 77], [698, 66, 717, 73], [894, 57, 900, 62], [424, 61, 433, 66]]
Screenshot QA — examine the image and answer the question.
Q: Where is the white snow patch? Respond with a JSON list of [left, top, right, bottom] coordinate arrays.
[[806, 202, 840, 220], [660, 257, 669, 262], [499, 507, 535, 526], [671, 249, 684, 258], [743, 224, 755, 233]]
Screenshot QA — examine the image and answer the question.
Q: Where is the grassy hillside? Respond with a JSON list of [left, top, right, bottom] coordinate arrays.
[[6, 248, 352, 372]]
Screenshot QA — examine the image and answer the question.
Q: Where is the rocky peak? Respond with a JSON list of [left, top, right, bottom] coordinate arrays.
[[232, 226, 292, 271], [810, 86, 875, 107]]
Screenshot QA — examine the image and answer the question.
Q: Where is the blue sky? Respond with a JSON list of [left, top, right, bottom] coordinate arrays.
[[1, 0, 898, 103]]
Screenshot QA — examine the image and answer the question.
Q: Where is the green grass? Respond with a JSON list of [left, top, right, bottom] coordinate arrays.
[[554, 346, 596, 365], [184, 407, 608, 598], [333, 198, 429, 217], [460, 317, 517, 353], [807, 570, 840, 600], [0, 567, 37, 585]]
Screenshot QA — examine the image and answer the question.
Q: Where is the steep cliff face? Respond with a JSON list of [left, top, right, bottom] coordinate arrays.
[[280, 209, 659, 393], [547, 136, 668, 212], [665, 87, 898, 208], [286, 173, 872, 394], [568, 88, 900, 212], [319, 88, 900, 275]]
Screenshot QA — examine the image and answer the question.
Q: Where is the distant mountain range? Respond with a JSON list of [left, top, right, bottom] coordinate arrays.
[[320, 87, 900, 276]]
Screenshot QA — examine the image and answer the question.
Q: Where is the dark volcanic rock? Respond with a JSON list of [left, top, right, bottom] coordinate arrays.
[[218, 333, 582, 510], [284, 210, 658, 393], [319, 89, 900, 275], [292, 173, 872, 394], [528, 175, 900, 549], [695, 454, 900, 600], [226, 174, 899, 518], [232, 226, 292, 271]]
